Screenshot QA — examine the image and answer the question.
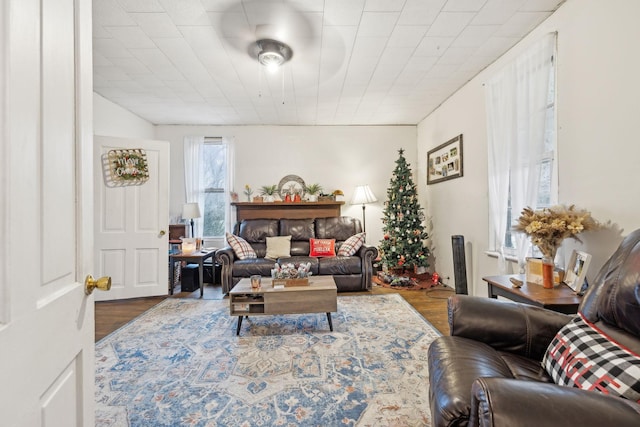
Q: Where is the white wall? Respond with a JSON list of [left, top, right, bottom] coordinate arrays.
[[417, 0, 640, 295], [93, 93, 155, 139], [155, 125, 417, 246]]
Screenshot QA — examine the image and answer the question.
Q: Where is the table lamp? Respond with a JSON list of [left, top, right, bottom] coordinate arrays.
[[182, 202, 201, 238], [350, 185, 377, 235]]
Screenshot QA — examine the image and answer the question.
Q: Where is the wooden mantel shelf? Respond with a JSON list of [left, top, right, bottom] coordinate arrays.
[[232, 201, 345, 221]]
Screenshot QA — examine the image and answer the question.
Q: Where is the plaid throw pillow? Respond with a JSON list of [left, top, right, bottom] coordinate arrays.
[[225, 232, 257, 260], [337, 232, 366, 256], [542, 313, 640, 401]]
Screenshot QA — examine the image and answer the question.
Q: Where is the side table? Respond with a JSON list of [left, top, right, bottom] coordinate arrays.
[[169, 248, 217, 298], [483, 274, 581, 314]]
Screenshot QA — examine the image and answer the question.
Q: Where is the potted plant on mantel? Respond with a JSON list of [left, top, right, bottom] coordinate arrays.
[[305, 183, 323, 202], [259, 185, 278, 202]]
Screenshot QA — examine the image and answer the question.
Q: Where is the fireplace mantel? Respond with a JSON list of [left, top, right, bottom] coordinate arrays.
[[232, 201, 344, 221]]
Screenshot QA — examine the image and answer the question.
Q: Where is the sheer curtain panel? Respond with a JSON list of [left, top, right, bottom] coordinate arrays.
[[486, 32, 556, 272], [183, 136, 205, 237]]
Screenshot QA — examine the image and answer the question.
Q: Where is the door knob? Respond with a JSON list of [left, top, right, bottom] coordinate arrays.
[[85, 275, 112, 295], [159, 230, 166, 236]]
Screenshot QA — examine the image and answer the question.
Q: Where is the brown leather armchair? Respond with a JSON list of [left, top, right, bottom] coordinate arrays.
[[427, 229, 640, 426]]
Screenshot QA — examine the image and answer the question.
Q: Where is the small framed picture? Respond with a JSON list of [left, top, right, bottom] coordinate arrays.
[[564, 250, 592, 292]]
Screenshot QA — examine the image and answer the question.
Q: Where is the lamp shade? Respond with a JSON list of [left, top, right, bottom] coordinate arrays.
[[182, 202, 201, 219], [351, 185, 378, 205]]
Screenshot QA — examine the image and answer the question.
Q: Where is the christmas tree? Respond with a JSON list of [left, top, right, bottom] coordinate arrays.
[[380, 149, 430, 272]]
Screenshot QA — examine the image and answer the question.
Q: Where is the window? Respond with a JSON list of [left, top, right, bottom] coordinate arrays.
[[201, 138, 228, 238], [504, 65, 557, 252], [486, 33, 557, 264]]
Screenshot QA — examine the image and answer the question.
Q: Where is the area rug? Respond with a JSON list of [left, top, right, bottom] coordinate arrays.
[[95, 294, 440, 426]]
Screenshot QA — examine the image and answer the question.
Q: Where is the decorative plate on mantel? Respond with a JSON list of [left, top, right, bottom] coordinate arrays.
[[278, 174, 305, 198]]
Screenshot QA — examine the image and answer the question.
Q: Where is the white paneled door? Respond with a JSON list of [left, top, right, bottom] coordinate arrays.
[[94, 136, 170, 301], [0, 0, 96, 425]]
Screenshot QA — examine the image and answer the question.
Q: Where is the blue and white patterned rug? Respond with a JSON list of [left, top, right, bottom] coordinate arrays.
[[95, 294, 440, 426]]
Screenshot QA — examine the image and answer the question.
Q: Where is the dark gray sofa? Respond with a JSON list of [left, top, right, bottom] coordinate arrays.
[[215, 216, 378, 294]]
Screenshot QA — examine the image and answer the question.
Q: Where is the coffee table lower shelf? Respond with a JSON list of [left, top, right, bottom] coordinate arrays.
[[229, 276, 337, 336]]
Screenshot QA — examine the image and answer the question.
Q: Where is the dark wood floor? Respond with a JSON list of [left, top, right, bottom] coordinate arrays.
[[95, 282, 453, 342]]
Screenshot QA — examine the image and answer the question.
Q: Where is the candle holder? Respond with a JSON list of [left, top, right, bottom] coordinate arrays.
[[181, 238, 197, 254], [250, 275, 261, 290]]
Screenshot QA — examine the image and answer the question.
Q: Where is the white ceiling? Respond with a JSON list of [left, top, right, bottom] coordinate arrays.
[[93, 0, 565, 126]]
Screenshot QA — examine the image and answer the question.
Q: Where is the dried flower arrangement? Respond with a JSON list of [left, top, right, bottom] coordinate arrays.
[[513, 205, 599, 259]]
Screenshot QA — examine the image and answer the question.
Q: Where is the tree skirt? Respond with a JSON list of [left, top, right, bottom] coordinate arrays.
[[373, 272, 437, 291]]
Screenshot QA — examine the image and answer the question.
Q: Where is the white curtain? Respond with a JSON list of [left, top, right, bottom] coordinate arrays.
[[486, 32, 556, 273], [183, 136, 205, 237], [222, 136, 235, 233], [486, 70, 516, 273], [511, 33, 556, 270]]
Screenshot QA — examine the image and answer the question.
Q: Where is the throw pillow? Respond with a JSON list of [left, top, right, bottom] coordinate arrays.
[[226, 232, 257, 260], [337, 232, 366, 256], [542, 313, 640, 401], [265, 235, 292, 260], [309, 238, 336, 257]]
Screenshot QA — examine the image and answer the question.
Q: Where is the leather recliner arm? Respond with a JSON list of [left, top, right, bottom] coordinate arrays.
[[470, 377, 640, 427], [449, 295, 574, 360]]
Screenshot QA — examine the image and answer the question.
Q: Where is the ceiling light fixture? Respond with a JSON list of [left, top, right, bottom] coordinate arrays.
[[254, 39, 293, 72]]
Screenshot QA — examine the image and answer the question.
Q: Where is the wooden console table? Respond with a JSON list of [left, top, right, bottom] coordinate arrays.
[[232, 201, 344, 221], [483, 274, 581, 314]]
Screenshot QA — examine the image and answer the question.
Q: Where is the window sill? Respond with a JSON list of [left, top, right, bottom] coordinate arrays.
[[485, 250, 518, 263]]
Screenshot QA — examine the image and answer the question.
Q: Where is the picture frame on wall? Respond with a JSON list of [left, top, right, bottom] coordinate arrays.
[[427, 134, 463, 185], [564, 250, 592, 292]]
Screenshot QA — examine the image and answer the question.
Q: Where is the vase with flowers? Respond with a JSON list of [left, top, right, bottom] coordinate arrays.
[[243, 184, 253, 202], [514, 205, 598, 289]]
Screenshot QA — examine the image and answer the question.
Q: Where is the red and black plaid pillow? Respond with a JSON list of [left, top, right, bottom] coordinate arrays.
[[542, 312, 640, 401]]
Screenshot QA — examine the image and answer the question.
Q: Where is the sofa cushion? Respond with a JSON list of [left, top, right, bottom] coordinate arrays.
[[232, 258, 275, 277], [337, 232, 366, 256], [238, 219, 279, 243], [310, 238, 336, 257], [265, 235, 291, 260], [543, 313, 640, 401], [290, 240, 311, 256], [280, 218, 315, 240], [315, 217, 360, 241], [226, 232, 257, 260], [318, 256, 361, 275], [499, 352, 554, 382]]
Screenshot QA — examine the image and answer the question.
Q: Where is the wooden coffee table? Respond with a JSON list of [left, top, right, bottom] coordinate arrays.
[[229, 275, 338, 335]]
